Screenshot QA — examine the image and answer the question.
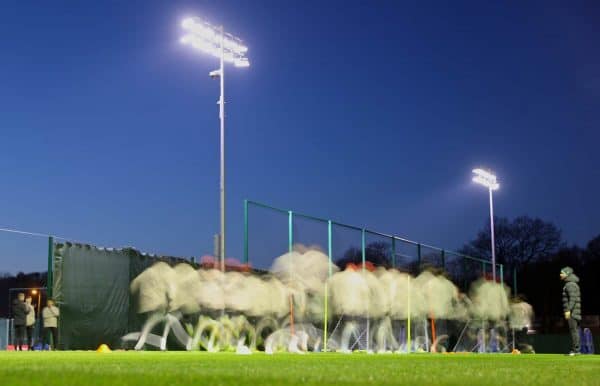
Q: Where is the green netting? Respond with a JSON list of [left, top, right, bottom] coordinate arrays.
[[52, 242, 191, 350]]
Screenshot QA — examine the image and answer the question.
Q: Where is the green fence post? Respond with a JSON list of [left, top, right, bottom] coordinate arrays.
[[513, 266, 518, 295], [361, 228, 369, 352], [391, 237, 396, 268], [47, 236, 54, 297], [407, 275, 411, 353], [482, 261, 486, 279], [417, 243, 422, 271], [500, 264, 504, 286], [244, 200, 249, 265], [288, 211, 293, 254], [328, 221, 333, 277], [361, 229, 366, 270], [324, 220, 333, 352]]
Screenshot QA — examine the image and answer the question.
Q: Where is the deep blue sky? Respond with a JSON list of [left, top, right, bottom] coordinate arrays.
[[1, 1, 599, 273]]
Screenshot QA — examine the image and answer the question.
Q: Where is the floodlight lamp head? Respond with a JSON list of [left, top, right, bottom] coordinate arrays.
[[472, 168, 499, 190], [180, 16, 250, 67], [209, 69, 221, 79]]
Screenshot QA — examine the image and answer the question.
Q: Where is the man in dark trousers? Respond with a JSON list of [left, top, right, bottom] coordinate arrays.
[[560, 267, 582, 355], [12, 293, 30, 350]]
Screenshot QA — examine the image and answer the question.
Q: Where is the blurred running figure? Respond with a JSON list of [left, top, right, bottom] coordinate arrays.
[[42, 299, 60, 350], [560, 267, 582, 356]]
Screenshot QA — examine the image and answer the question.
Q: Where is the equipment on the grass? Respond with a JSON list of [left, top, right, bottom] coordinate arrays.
[[581, 328, 594, 354], [96, 344, 112, 353]]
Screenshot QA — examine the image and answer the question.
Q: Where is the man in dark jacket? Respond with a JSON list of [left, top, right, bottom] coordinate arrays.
[[560, 267, 581, 355], [12, 293, 30, 350]]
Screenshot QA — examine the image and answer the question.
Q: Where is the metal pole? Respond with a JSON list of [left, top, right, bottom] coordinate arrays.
[[243, 200, 248, 264], [288, 210, 294, 335], [488, 187, 496, 282], [47, 236, 54, 297], [324, 220, 333, 352], [219, 26, 226, 273], [391, 237, 396, 268], [362, 229, 369, 352], [288, 211, 293, 254], [407, 276, 411, 353]]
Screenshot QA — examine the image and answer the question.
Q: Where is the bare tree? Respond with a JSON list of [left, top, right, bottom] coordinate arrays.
[[460, 216, 563, 269]]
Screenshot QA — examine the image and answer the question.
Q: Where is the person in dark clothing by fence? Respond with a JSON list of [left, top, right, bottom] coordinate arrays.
[[560, 266, 582, 356], [12, 293, 30, 351]]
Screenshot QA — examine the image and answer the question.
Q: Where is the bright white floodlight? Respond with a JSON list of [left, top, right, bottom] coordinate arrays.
[[472, 168, 499, 190], [180, 17, 250, 66], [180, 16, 250, 274]]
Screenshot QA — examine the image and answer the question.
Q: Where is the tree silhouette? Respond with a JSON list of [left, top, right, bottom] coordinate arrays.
[[460, 216, 563, 270], [336, 241, 392, 269]]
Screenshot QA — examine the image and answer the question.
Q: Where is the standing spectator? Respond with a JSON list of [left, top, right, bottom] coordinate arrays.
[[25, 295, 36, 348], [12, 293, 30, 351], [42, 299, 60, 350], [560, 266, 582, 356]]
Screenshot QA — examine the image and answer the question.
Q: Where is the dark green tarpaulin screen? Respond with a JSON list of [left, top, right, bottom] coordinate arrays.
[[52, 242, 190, 350]]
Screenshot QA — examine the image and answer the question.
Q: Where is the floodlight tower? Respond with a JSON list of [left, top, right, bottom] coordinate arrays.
[[472, 168, 500, 282], [180, 17, 250, 272]]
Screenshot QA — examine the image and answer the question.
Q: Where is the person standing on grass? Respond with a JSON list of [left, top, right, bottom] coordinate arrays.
[[560, 266, 582, 356], [12, 293, 30, 351], [42, 299, 60, 350], [25, 295, 36, 348]]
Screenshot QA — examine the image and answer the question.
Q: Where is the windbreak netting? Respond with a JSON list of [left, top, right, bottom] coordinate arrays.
[[52, 242, 191, 350]]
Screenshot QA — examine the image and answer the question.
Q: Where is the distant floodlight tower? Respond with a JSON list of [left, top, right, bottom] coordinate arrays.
[[180, 17, 250, 273], [472, 168, 500, 282]]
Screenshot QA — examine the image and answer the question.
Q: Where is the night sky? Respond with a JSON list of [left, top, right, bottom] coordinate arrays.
[[1, 1, 599, 273]]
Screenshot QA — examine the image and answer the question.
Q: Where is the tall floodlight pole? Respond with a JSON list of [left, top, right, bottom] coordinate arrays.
[[180, 17, 250, 272], [472, 168, 500, 282]]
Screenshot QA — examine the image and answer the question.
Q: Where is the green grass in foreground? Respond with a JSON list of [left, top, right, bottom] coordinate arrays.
[[0, 352, 598, 386]]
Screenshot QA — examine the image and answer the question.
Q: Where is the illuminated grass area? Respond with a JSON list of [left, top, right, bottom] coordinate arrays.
[[0, 352, 598, 386]]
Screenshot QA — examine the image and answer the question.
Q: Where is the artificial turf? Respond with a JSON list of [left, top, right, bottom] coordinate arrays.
[[0, 351, 598, 386]]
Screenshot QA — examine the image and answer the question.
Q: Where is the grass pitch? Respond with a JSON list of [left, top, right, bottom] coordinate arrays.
[[0, 352, 598, 386]]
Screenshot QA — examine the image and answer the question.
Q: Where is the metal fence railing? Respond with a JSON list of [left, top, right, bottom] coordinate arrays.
[[243, 199, 505, 290]]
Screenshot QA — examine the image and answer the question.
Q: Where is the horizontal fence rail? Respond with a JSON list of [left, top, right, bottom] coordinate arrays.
[[243, 199, 503, 283]]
